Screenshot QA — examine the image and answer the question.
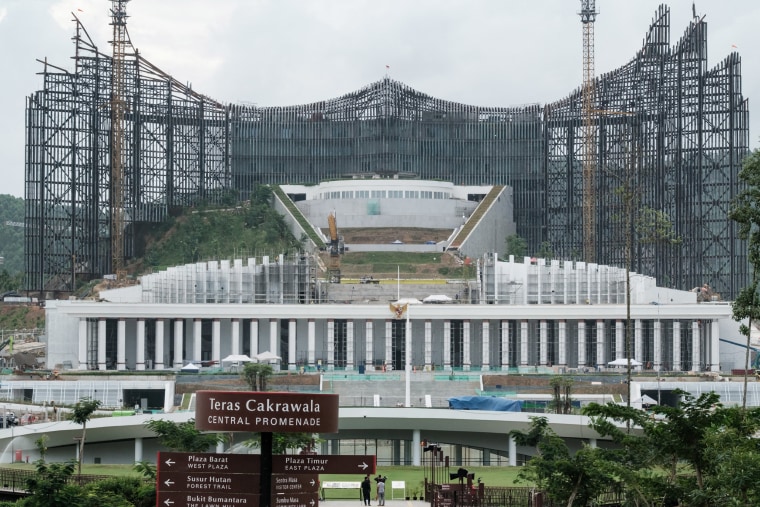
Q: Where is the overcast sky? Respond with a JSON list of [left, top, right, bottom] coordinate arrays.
[[1, 0, 758, 199]]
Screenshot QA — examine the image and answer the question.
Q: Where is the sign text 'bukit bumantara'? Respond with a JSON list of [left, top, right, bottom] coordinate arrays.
[[195, 391, 339, 433]]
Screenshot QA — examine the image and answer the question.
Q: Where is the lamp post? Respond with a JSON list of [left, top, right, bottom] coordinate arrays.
[[405, 305, 411, 407]]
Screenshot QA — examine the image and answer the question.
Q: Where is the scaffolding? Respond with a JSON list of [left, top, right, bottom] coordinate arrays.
[[25, 5, 748, 297]]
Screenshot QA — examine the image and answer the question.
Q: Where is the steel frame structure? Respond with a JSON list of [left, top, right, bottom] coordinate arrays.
[[26, 5, 748, 298]]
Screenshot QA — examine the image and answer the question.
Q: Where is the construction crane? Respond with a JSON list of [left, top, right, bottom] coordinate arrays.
[[327, 213, 344, 283], [579, 0, 598, 263], [109, 0, 129, 281]]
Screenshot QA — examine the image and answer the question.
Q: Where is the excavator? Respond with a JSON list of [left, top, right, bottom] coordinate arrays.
[[327, 213, 344, 283]]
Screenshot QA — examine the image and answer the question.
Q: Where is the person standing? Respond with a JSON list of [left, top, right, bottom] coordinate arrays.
[[361, 475, 372, 506], [376, 478, 385, 506]]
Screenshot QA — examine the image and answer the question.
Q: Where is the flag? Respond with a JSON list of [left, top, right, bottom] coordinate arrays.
[[731, 44, 738, 48], [386, 65, 390, 70], [77, 8, 84, 12]]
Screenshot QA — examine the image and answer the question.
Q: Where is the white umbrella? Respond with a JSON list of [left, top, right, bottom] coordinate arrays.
[[608, 358, 642, 367], [180, 363, 200, 372], [254, 351, 282, 362], [423, 294, 453, 303], [633, 394, 658, 405], [221, 354, 253, 364]]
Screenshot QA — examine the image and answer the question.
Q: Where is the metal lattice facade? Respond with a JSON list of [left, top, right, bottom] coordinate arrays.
[[26, 6, 748, 297]]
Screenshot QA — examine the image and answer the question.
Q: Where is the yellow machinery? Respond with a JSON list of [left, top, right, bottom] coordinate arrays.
[[327, 213, 344, 283]]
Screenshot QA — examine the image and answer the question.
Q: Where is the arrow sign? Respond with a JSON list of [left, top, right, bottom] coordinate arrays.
[[270, 492, 321, 507], [272, 455, 376, 475], [272, 474, 320, 493], [157, 491, 258, 506], [157, 451, 260, 473], [158, 471, 260, 493]]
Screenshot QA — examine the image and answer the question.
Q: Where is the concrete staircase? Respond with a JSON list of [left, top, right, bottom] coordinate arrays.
[[322, 373, 480, 408]]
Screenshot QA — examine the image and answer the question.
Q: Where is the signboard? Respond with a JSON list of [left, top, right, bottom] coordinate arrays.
[[272, 454, 376, 474], [272, 492, 320, 507], [160, 471, 260, 493], [195, 391, 339, 433], [159, 452, 260, 473], [272, 474, 319, 494], [156, 491, 258, 507]]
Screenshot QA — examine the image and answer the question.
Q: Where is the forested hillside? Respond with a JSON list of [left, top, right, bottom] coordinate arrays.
[[131, 186, 305, 273], [0, 194, 24, 281]]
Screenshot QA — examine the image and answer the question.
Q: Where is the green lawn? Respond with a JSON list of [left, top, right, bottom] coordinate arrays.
[[320, 466, 525, 500]]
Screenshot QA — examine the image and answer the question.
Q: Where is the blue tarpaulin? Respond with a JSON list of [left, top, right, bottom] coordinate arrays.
[[448, 396, 523, 412]]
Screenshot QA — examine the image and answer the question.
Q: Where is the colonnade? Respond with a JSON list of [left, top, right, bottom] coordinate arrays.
[[76, 315, 719, 373]]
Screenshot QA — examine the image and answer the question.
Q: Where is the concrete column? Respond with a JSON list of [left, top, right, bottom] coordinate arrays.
[[412, 429, 421, 466], [508, 434, 516, 466], [327, 320, 335, 371], [385, 320, 392, 369], [481, 321, 490, 371], [136, 319, 145, 371], [289, 319, 297, 372], [501, 320, 509, 370], [346, 320, 354, 371], [231, 319, 241, 356], [711, 320, 720, 372], [653, 320, 662, 371], [155, 320, 165, 370], [193, 319, 202, 363], [269, 319, 278, 358], [173, 319, 184, 369], [209, 319, 219, 364], [78, 319, 88, 370], [577, 320, 586, 367], [596, 320, 605, 368], [558, 320, 566, 366], [134, 437, 143, 463], [520, 320, 528, 366], [692, 320, 701, 371], [635, 319, 643, 366], [117, 319, 127, 370], [97, 318, 107, 370], [424, 320, 432, 370], [443, 320, 451, 370], [589, 438, 597, 448], [463, 321, 471, 371], [672, 320, 681, 371], [539, 320, 548, 366], [250, 319, 259, 357], [308, 319, 316, 367], [615, 319, 624, 360], [365, 321, 372, 369]]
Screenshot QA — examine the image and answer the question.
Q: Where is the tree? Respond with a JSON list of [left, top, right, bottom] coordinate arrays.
[[244, 432, 318, 455], [504, 234, 527, 259], [241, 362, 273, 391], [70, 397, 101, 476], [728, 147, 760, 409], [510, 417, 619, 506], [584, 390, 760, 505], [145, 418, 224, 452], [549, 376, 573, 414]]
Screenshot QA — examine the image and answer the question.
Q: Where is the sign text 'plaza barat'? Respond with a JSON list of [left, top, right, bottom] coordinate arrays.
[[195, 391, 339, 433]]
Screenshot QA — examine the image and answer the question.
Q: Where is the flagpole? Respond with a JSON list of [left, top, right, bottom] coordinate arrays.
[[405, 305, 411, 407], [397, 266, 400, 301]]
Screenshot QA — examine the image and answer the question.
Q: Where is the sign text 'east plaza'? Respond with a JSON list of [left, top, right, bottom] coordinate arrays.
[[195, 391, 339, 433]]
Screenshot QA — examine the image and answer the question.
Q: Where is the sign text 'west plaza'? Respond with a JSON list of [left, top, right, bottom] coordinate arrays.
[[195, 391, 339, 433]]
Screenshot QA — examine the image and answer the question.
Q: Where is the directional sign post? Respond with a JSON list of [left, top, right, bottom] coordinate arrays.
[[271, 492, 321, 507], [159, 452, 260, 473], [157, 491, 259, 507], [272, 474, 320, 494], [272, 454, 376, 475]]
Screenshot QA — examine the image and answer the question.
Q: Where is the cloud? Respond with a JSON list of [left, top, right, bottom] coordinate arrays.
[[0, 7, 6, 24]]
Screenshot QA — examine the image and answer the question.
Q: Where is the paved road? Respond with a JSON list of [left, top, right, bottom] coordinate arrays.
[[320, 501, 427, 507]]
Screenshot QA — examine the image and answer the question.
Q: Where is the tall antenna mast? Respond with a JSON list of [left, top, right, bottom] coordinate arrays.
[[109, 0, 129, 280], [580, 0, 598, 263]]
